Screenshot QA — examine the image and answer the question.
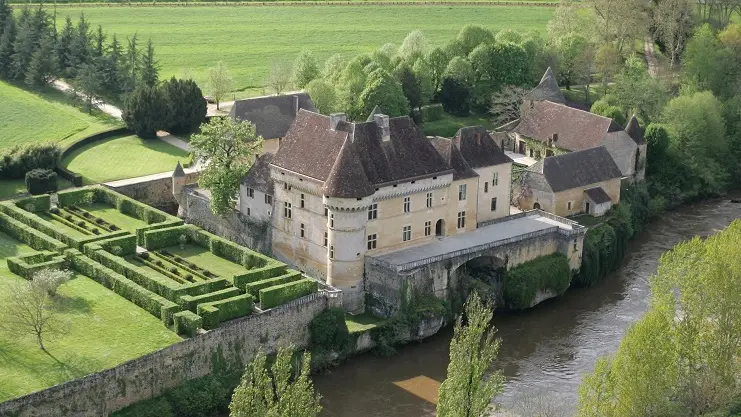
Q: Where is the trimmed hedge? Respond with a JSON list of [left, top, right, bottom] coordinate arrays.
[[244, 270, 301, 297], [197, 294, 254, 330], [69, 253, 180, 325], [173, 310, 203, 337], [259, 278, 318, 310], [143, 225, 190, 250], [178, 287, 242, 313], [97, 234, 138, 256], [14, 194, 51, 213], [421, 103, 444, 122], [136, 219, 184, 246], [25, 169, 57, 195], [55, 128, 130, 187], [57, 187, 100, 207], [233, 264, 287, 290], [0, 213, 67, 252], [503, 253, 572, 310], [7, 251, 67, 279]]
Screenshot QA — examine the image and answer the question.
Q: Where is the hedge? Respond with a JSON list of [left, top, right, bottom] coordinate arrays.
[[178, 287, 242, 313], [25, 169, 57, 195], [259, 278, 318, 310], [197, 294, 254, 330], [421, 104, 444, 122], [55, 128, 130, 186], [7, 251, 67, 279], [136, 219, 184, 246], [503, 253, 572, 310], [244, 270, 301, 297], [143, 225, 190, 250], [14, 194, 51, 213], [69, 253, 180, 325], [57, 187, 100, 207], [173, 310, 203, 337], [233, 263, 287, 290], [0, 213, 67, 252], [96, 234, 138, 256]]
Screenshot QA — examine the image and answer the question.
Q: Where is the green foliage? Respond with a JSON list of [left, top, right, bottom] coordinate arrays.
[[305, 78, 337, 115], [190, 116, 262, 215], [233, 264, 288, 290], [553, 32, 592, 90], [143, 225, 188, 250], [244, 271, 301, 297], [160, 77, 206, 134], [398, 30, 429, 63], [613, 55, 668, 123], [437, 292, 504, 417], [179, 287, 241, 313], [590, 101, 625, 126], [0, 142, 61, 180], [173, 310, 203, 337], [455, 24, 495, 56], [122, 85, 170, 138], [292, 50, 320, 89], [197, 294, 254, 330], [421, 103, 444, 122], [503, 253, 571, 310], [395, 63, 422, 112], [259, 278, 318, 309], [7, 251, 67, 279], [0, 212, 67, 252], [440, 77, 470, 116], [358, 68, 409, 118], [309, 308, 350, 354], [644, 123, 670, 170], [444, 56, 475, 87], [24, 168, 57, 195]]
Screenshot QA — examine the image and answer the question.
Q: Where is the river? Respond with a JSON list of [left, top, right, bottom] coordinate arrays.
[[313, 196, 741, 417]]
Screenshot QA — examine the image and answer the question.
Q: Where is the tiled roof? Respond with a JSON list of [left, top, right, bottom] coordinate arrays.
[[584, 187, 612, 204], [322, 139, 375, 198], [527, 147, 623, 192], [625, 115, 645, 145], [453, 126, 513, 168], [428, 137, 478, 181], [515, 101, 623, 151], [526, 67, 565, 104], [228, 93, 317, 139], [241, 154, 275, 195]]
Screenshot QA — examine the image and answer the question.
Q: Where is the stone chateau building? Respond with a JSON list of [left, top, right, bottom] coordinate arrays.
[[240, 110, 513, 311]]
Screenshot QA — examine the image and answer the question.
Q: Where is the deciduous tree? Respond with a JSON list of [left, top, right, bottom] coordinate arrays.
[[267, 59, 292, 95], [205, 61, 234, 110], [358, 68, 409, 118], [489, 85, 528, 127], [398, 30, 429, 63], [305, 78, 338, 115], [653, 0, 694, 67], [613, 54, 668, 123], [455, 24, 495, 56], [292, 50, 320, 89]]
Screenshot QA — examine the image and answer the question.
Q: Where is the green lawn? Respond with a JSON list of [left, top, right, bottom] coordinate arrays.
[[84, 202, 150, 232], [166, 245, 248, 278], [52, 6, 553, 90], [346, 313, 386, 334], [0, 232, 181, 402], [0, 81, 120, 150], [0, 177, 74, 201], [61, 135, 190, 184], [422, 112, 494, 137], [37, 213, 89, 238]]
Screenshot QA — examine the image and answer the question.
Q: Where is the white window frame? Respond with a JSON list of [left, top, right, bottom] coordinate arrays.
[[457, 211, 466, 229], [368, 203, 378, 220], [323, 232, 328, 247], [247, 187, 254, 198], [426, 192, 433, 208], [402, 225, 411, 242], [458, 184, 467, 201], [300, 193, 305, 209], [490, 197, 497, 212], [329, 245, 334, 259], [424, 221, 431, 236], [403, 197, 411, 213], [300, 223, 305, 238], [484, 182, 488, 193], [284, 202, 292, 219], [367, 234, 377, 250], [493, 172, 499, 186]]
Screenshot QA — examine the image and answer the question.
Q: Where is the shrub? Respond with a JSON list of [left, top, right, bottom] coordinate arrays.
[[49, 207, 59, 215], [25, 169, 57, 195], [233, 264, 287, 289], [178, 287, 242, 312], [197, 294, 254, 330], [173, 310, 203, 337], [92, 229, 100, 235], [143, 225, 190, 250], [170, 267, 178, 274], [160, 77, 207, 134], [503, 253, 571, 310], [122, 85, 170, 139], [259, 278, 318, 309], [113, 396, 174, 417], [15, 195, 51, 213], [0, 143, 61, 180], [421, 103, 444, 122], [7, 252, 67, 279], [57, 188, 99, 207], [244, 271, 301, 297], [0, 213, 67, 252], [310, 308, 350, 353]]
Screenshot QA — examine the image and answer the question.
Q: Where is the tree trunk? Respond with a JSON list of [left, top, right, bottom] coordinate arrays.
[[216, 99, 220, 110], [37, 332, 45, 351]]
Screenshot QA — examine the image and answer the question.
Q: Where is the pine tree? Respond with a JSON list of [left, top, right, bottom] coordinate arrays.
[[76, 62, 102, 113], [102, 34, 123, 95], [139, 38, 158, 88], [122, 85, 170, 138], [92, 24, 105, 58], [11, 14, 38, 80], [160, 77, 206, 133], [68, 14, 91, 78], [124, 33, 140, 92], [0, 16, 16, 79], [25, 34, 58, 87], [0, 0, 11, 32], [56, 17, 74, 73]]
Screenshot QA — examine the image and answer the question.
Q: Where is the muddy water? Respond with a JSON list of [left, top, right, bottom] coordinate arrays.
[[313, 197, 741, 416]]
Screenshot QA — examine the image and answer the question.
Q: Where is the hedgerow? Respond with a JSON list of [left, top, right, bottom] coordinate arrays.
[[260, 278, 318, 309], [97, 234, 138, 256], [244, 271, 301, 297], [232, 264, 287, 289], [197, 294, 254, 330], [0, 143, 61, 180], [178, 287, 242, 313], [14, 194, 51, 213], [7, 251, 67, 279], [143, 225, 190, 250], [173, 310, 203, 337], [0, 212, 67, 252], [503, 253, 571, 310], [57, 187, 99, 207]]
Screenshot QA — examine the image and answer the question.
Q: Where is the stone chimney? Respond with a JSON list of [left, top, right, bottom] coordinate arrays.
[[373, 114, 390, 142], [293, 95, 300, 116], [329, 113, 347, 131]]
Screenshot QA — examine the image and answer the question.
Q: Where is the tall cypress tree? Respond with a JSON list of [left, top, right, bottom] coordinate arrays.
[[0, 0, 12, 33], [11, 13, 38, 80], [124, 33, 139, 93], [103, 34, 123, 95], [92, 24, 105, 58], [56, 17, 74, 74], [0, 16, 16, 79], [25, 33, 58, 87], [139, 38, 158, 88]]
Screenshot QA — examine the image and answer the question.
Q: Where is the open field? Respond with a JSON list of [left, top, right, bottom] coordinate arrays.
[[0, 232, 181, 402], [51, 5, 554, 89], [422, 112, 494, 137], [0, 81, 120, 150], [61, 135, 190, 184]]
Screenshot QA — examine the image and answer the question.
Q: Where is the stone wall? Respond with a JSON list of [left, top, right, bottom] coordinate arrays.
[[0, 293, 339, 417], [180, 187, 272, 254], [105, 170, 200, 212]]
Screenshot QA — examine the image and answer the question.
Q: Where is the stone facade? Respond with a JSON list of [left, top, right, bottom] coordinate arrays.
[[239, 184, 273, 221], [105, 169, 200, 212], [519, 178, 621, 217]]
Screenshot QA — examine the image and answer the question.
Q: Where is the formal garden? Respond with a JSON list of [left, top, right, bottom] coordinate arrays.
[[0, 186, 319, 400]]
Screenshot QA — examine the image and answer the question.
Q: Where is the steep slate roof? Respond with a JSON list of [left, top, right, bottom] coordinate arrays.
[[429, 137, 478, 180], [515, 101, 624, 152], [625, 115, 645, 145], [526, 147, 623, 192], [584, 187, 612, 204], [272, 110, 452, 198], [453, 126, 513, 168], [526, 67, 565, 104], [366, 105, 385, 122], [322, 139, 375, 198], [229, 93, 317, 139], [242, 154, 275, 195], [173, 161, 185, 178]]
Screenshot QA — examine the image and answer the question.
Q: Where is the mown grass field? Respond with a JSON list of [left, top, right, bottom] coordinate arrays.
[[0, 81, 120, 150], [422, 112, 494, 137], [61, 135, 190, 184], [0, 232, 181, 402], [53, 5, 554, 89]]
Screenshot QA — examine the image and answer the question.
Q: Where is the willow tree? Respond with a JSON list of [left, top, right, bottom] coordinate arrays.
[[437, 292, 504, 417]]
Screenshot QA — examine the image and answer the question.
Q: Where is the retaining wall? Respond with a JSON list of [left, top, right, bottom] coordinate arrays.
[[105, 171, 200, 211], [56, 128, 131, 187]]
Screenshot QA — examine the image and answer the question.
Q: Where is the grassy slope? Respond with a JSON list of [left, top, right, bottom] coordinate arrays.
[[0, 81, 120, 150], [61, 135, 190, 184], [422, 112, 494, 137], [0, 232, 181, 402], [54, 6, 553, 89]]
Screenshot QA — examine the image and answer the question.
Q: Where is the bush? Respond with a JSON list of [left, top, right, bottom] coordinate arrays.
[[244, 271, 301, 297], [440, 77, 470, 116], [310, 308, 350, 353], [178, 287, 242, 313], [113, 396, 174, 417], [173, 310, 203, 337], [122, 85, 171, 139], [421, 103, 444, 122], [57, 187, 99, 207], [0, 213, 67, 252], [197, 294, 254, 330], [160, 77, 207, 134], [259, 278, 318, 309], [25, 169, 57, 195], [232, 264, 287, 290], [0, 143, 61, 180], [503, 253, 571, 310], [7, 252, 67, 279], [15, 194, 51, 213], [143, 225, 190, 250]]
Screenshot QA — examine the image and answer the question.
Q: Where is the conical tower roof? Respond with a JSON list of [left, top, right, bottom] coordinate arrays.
[[366, 105, 385, 122], [526, 67, 565, 104], [625, 114, 645, 145], [173, 161, 185, 178], [322, 139, 374, 198]]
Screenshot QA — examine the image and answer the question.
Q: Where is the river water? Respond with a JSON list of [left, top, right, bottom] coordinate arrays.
[[313, 197, 741, 417]]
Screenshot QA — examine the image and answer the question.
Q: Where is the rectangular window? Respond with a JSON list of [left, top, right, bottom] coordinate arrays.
[[567, 201, 573, 211], [284, 183, 288, 190], [368, 203, 378, 220], [457, 211, 466, 229], [265, 194, 273, 205], [424, 221, 431, 236], [484, 182, 488, 193], [490, 197, 497, 212], [402, 225, 411, 242], [323, 232, 328, 247], [493, 172, 499, 186], [284, 202, 292, 219], [329, 246, 334, 259], [330, 214, 334, 228], [247, 187, 254, 198], [458, 184, 467, 201], [300, 223, 305, 238], [403, 197, 411, 213], [246, 207, 251, 216], [367, 234, 377, 250], [300, 193, 305, 209], [324, 206, 328, 217], [426, 192, 433, 208]]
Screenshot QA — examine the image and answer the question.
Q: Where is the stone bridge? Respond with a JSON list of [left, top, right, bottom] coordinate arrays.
[[364, 210, 587, 317]]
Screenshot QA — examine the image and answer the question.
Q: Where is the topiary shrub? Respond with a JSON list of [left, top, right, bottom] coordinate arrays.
[[92, 229, 100, 235], [25, 169, 57, 195]]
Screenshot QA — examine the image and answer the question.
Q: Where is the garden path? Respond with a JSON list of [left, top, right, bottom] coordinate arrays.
[[53, 79, 123, 119], [157, 131, 190, 151]]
